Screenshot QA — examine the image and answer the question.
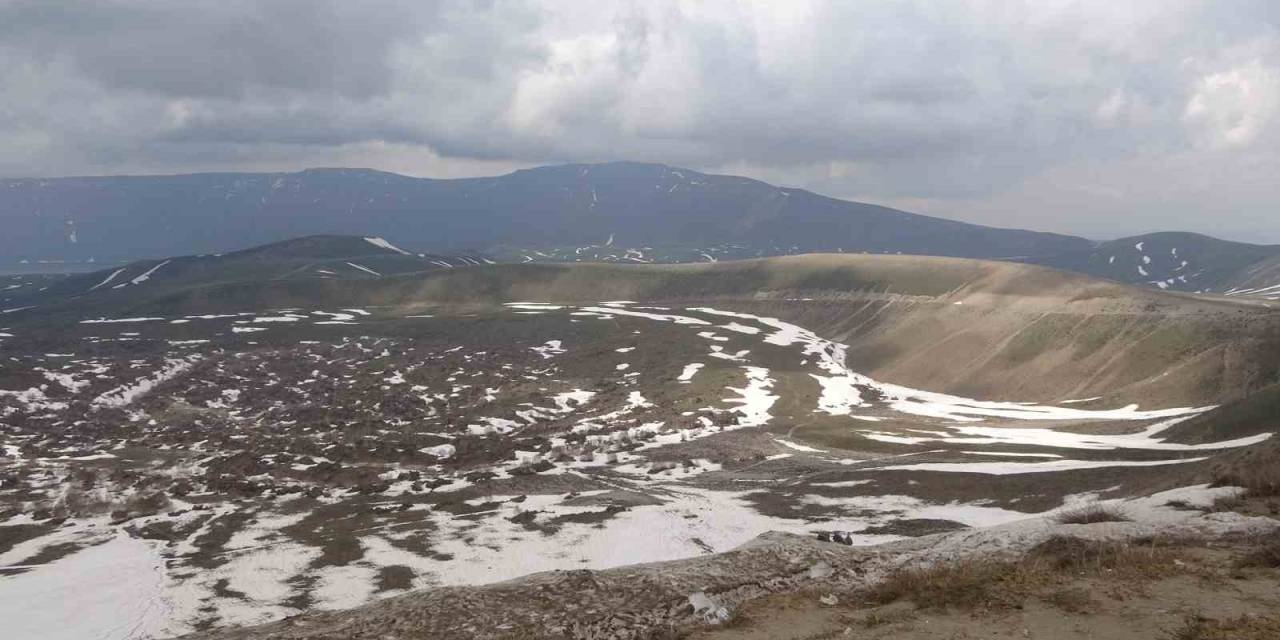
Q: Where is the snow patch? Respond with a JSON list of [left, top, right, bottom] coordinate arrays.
[[363, 236, 410, 255]]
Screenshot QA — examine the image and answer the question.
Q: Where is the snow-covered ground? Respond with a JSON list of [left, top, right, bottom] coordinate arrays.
[[0, 302, 1271, 638], [0, 529, 169, 640]]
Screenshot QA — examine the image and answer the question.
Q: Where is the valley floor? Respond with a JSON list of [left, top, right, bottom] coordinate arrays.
[[0, 300, 1275, 639]]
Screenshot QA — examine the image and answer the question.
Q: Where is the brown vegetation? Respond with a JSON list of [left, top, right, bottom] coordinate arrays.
[[1056, 504, 1131, 525], [1164, 614, 1280, 640], [867, 535, 1194, 614], [1210, 461, 1280, 515], [1237, 531, 1280, 569]]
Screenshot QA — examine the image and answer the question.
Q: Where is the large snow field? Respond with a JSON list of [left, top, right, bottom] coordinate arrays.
[[0, 530, 168, 640]]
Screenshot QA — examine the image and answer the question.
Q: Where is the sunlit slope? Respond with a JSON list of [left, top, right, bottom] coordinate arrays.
[[14, 252, 1280, 407], [44, 252, 1170, 310]]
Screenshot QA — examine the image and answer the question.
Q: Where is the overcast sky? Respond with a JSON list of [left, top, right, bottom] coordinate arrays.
[[2, 1, 1279, 241]]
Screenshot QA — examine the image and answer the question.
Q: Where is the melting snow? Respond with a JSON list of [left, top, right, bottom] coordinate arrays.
[[578, 306, 710, 325], [798, 493, 1029, 527], [420, 444, 456, 459], [127, 260, 170, 286], [252, 315, 304, 323], [88, 268, 127, 291], [881, 457, 1208, 475], [861, 414, 1265, 451], [720, 322, 761, 335], [531, 340, 565, 359], [505, 303, 564, 311], [708, 346, 749, 361], [724, 366, 777, 426], [0, 532, 168, 640], [775, 439, 823, 453], [363, 236, 410, 255], [345, 262, 381, 277], [678, 363, 704, 383], [92, 357, 199, 409], [80, 317, 165, 324]]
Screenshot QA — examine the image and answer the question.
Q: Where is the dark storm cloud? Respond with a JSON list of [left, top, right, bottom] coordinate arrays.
[[1, 1, 1279, 240], [0, 0, 435, 98]]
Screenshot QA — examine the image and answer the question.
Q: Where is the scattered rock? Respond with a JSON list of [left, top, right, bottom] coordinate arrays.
[[688, 592, 731, 623], [808, 561, 833, 579]]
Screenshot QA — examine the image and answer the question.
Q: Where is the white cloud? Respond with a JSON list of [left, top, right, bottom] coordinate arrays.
[[1184, 61, 1280, 148], [2, 0, 1280, 240]]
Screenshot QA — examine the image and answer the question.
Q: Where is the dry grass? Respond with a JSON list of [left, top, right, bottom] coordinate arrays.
[[851, 606, 915, 629], [1165, 614, 1280, 640], [1209, 465, 1280, 515], [1208, 493, 1245, 513], [867, 535, 1193, 613], [1237, 532, 1280, 569], [1043, 586, 1097, 614], [1212, 465, 1280, 499], [1028, 535, 1187, 581], [1056, 504, 1130, 525], [867, 558, 1027, 612]]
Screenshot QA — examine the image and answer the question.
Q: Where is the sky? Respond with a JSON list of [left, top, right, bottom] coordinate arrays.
[[2, 0, 1279, 242]]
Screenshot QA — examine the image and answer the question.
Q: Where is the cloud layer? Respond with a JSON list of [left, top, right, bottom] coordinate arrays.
[[3, 0, 1279, 240]]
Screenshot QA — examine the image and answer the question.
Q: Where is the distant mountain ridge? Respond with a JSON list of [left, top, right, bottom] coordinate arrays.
[[0, 162, 1087, 262], [1021, 231, 1280, 299], [4, 161, 1280, 298]]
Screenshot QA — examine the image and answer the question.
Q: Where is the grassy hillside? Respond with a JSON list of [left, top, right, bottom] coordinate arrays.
[[11, 251, 1280, 407], [9, 252, 1171, 321], [1165, 384, 1280, 444]]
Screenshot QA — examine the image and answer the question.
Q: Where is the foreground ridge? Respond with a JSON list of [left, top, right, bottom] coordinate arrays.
[[185, 485, 1278, 640]]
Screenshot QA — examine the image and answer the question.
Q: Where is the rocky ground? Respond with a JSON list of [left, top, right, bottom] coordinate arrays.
[[181, 485, 1280, 639], [1, 300, 1274, 639]]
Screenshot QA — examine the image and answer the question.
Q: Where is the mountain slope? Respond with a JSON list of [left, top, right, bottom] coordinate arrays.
[[3, 235, 487, 309], [9, 237, 1280, 407], [1025, 232, 1280, 297], [9, 163, 1280, 299], [1222, 253, 1280, 299], [0, 163, 1090, 265], [4, 235, 1279, 639]]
